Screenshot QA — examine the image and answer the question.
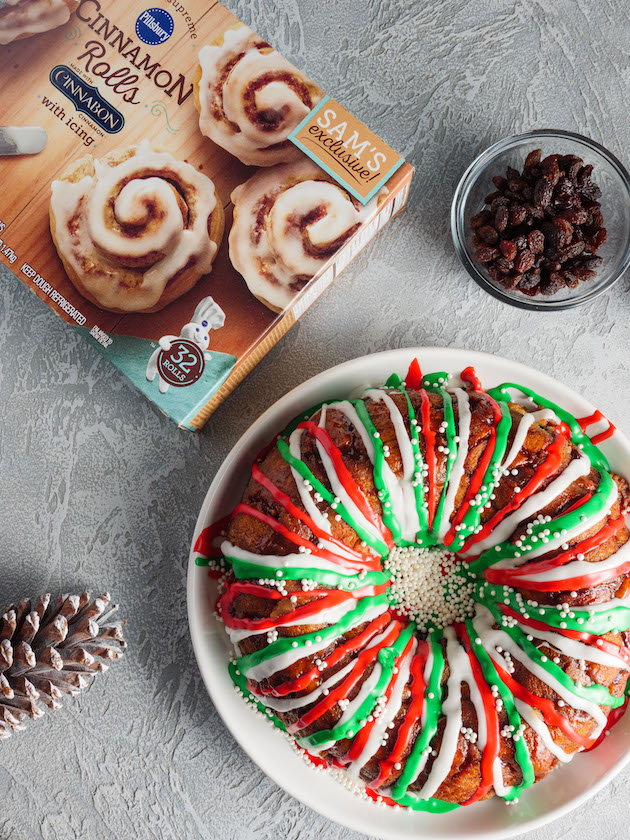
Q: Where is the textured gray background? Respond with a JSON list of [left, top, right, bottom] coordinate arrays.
[[1, 0, 630, 838]]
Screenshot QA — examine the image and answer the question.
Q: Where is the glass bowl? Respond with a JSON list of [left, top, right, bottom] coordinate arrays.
[[451, 129, 630, 310]]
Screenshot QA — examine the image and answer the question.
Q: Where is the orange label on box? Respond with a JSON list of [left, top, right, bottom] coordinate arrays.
[[289, 95, 404, 204]]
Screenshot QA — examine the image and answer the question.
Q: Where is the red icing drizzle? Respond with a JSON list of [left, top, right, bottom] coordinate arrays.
[[490, 657, 594, 748], [577, 410, 616, 446], [341, 635, 414, 763], [233, 502, 373, 572], [458, 624, 500, 804], [484, 514, 626, 586], [405, 358, 423, 391], [287, 621, 402, 734], [298, 420, 394, 547], [253, 612, 392, 697], [462, 430, 567, 555], [500, 605, 630, 668], [419, 390, 438, 525], [371, 641, 429, 789], [251, 464, 377, 568], [194, 515, 231, 557], [585, 696, 629, 751], [445, 369, 503, 546]]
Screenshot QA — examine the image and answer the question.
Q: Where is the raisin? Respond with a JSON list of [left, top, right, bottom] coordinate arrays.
[[563, 241, 586, 260], [515, 250, 535, 272], [528, 230, 545, 254], [479, 225, 499, 244], [470, 210, 490, 230], [495, 256, 513, 274], [524, 149, 542, 169], [557, 207, 588, 224], [519, 269, 541, 290], [507, 204, 526, 226], [475, 246, 500, 263], [561, 270, 580, 289], [592, 228, 607, 251], [589, 207, 604, 229], [499, 240, 518, 260], [534, 177, 553, 208], [492, 175, 507, 190], [542, 154, 561, 185], [552, 216, 574, 246]]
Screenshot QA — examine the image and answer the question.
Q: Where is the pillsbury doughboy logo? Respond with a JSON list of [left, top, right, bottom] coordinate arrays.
[[135, 8, 174, 46]]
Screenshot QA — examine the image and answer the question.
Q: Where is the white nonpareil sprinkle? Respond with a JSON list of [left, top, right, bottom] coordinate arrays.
[[384, 545, 477, 632]]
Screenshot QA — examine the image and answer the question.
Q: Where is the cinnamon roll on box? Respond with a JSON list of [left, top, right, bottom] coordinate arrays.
[[0, 0, 413, 430]]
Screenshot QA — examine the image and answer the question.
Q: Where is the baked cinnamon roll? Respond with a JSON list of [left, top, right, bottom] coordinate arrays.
[[0, 0, 79, 45], [49, 141, 224, 314], [229, 158, 385, 312], [194, 24, 323, 167]]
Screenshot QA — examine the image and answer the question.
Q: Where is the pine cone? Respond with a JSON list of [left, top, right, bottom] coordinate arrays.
[[0, 591, 126, 739]]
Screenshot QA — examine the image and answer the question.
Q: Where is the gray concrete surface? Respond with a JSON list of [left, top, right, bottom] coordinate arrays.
[[1, 0, 630, 838]]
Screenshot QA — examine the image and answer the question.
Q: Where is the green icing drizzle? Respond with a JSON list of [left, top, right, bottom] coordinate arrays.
[[277, 438, 389, 557], [464, 619, 535, 800], [391, 630, 446, 801], [447, 400, 512, 553], [235, 594, 389, 677], [485, 602, 625, 709], [299, 622, 415, 749], [479, 582, 630, 635]]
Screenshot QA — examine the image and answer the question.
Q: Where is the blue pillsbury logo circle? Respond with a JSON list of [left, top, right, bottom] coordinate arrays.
[[135, 8, 174, 46]]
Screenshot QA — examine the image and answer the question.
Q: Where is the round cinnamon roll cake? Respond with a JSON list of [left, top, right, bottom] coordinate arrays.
[[49, 141, 225, 314], [229, 158, 386, 312], [194, 24, 323, 167], [0, 0, 78, 45]]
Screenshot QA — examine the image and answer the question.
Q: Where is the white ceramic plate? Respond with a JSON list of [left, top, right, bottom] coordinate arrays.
[[187, 347, 630, 840]]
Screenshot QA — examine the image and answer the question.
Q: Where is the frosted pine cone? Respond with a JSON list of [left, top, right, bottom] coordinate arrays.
[[0, 591, 126, 739]]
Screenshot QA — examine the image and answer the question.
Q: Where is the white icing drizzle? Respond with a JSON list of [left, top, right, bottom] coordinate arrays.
[[197, 25, 322, 166], [438, 388, 471, 540], [220, 541, 362, 576], [243, 600, 388, 681], [513, 620, 629, 671], [492, 480, 620, 570], [501, 409, 559, 471], [305, 664, 384, 753], [514, 531, 630, 584], [309, 406, 385, 545], [50, 140, 218, 312], [259, 625, 396, 713], [225, 599, 358, 643], [347, 639, 417, 778], [361, 388, 422, 541], [514, 698, 575, 763], [462, 449, 593, 557], [473, 606, 608, 738], [0, 0, 73, 45], [411, 628, 469, 799]]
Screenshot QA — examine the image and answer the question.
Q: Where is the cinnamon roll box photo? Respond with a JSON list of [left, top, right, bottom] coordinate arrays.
[[0, 0, 413, 430]]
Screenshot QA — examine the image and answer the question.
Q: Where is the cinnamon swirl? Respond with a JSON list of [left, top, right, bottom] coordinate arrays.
[[49, 141, 224, 314], [194, 25, 323, 167], [229, 158, 385, 312]]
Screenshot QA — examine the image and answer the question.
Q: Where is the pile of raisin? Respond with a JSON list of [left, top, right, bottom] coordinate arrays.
[[471, 149, 606, 296]]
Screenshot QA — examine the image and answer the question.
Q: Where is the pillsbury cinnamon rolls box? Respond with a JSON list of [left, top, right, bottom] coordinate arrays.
[[0, 0, 413, 430]]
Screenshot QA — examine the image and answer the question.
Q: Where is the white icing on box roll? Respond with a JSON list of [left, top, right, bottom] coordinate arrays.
[[0, 0, 74, 45], [229, 158, 383, 312], [197, 25, 322, 166], [50, 140, 219, 312]]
